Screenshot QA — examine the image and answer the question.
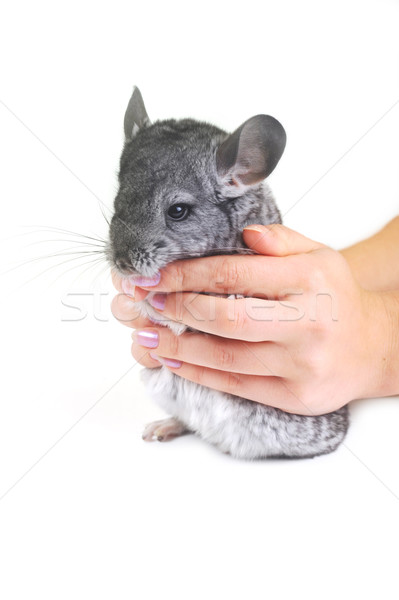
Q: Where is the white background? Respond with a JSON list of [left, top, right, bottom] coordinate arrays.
[[1, 0, 398, 598]]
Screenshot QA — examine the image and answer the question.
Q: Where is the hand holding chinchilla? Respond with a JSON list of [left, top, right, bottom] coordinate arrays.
[[110, 87, 399, 459]]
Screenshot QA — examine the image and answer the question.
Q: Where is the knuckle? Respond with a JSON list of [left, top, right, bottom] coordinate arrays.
[[170, 261, 186, 290], [305, 263, 326, 291], [225, 370, 242, 395], [167, 331, 181, 357], [307, 310, 333, 340], [214, 258, 244, 292], [266, 223, 283, 240], [172, 291, 185, 322], [213, 342, 235, 370], [304, 350, 325, 378], [267, 224, 289, 253], [230, 305, 248, 337], [194, 365, 207, 387]]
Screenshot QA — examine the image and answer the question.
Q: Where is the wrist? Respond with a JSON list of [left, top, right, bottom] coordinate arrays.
[[363, 290, 399, 399]]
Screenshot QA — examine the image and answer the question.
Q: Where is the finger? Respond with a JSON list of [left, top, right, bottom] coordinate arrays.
[[146, 293, 303, 342], [131, 342, 161, 368], [122, 254, 308, 298], [159, 361, 315, 415], [243, 224, 325, 257], [132, 327, 295, 376], [111, 293, 153, 328]]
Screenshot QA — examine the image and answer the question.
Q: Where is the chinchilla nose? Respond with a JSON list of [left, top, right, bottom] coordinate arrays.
[[114, 256, 134, 272]]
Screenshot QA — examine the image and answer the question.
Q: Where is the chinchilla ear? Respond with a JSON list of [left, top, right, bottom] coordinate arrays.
[[124, 86, 151, 141], [216, 115, 286, 193]]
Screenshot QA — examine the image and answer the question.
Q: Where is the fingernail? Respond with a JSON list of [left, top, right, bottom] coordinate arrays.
[[149, 353, 182, 368], [244, 224, 268, 233], [128, 272, 161, 287], [133, 330, 159, 349], [121, 278, 135, 298], [148, 293, 166, 310]]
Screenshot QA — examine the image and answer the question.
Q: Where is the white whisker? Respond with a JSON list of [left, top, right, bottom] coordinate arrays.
[[2, 249, 106, 277], [65, 257, 108, 288], [10, 254, 106, 293], [20, 225, 107, 244], [23, 238, 106, 249]]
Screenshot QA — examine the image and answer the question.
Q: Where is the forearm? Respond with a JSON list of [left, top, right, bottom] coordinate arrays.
[[341, 216, 399, 291]]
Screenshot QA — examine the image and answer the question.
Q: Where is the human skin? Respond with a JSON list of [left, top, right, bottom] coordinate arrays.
[[111, 218, 399, 415]]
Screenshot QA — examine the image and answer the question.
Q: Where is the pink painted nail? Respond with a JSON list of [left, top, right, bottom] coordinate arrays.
[[149, 353, 182, 368], [127, 272, 161, 287], [148, 293, 166, 310], [133, 330, 159, 349]]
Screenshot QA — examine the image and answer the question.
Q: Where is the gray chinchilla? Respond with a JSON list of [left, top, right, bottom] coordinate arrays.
[[108, 87, 349, 459]]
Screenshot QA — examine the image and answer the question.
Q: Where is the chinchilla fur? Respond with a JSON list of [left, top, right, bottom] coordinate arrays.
[[108, 87, 349, 459]]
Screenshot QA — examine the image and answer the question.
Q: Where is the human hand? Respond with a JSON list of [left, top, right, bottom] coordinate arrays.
[[111, 224, 398, 415]]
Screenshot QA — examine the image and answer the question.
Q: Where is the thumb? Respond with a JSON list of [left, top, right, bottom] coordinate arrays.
[[243, 224, 325, 257]]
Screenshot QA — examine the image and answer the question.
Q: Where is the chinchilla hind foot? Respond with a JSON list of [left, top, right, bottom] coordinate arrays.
[[142, 417, 190, 442]]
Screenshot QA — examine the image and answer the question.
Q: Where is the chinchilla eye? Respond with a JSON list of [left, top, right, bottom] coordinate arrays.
[[167, 203, 190, 221]]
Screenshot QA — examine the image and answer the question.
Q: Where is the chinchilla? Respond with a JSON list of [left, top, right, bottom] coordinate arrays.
[[108, 86, 349, 459]]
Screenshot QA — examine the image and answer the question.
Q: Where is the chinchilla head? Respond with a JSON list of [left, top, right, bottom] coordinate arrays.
[[109, 87, 286, 277]]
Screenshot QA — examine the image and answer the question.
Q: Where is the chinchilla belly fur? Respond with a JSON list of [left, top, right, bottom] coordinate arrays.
[[138, 298, 349, 459]]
